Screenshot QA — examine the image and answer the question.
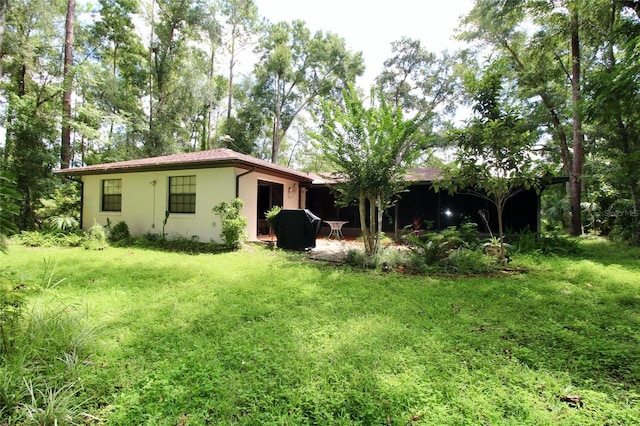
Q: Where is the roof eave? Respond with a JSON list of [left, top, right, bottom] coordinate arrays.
[[55, 159, 314, 183]]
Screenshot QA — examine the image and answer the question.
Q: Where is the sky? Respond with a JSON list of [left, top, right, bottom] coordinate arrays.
[[252, 0, 475, 87]]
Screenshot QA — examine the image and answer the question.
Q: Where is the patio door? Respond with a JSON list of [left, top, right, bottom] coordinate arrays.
[[257, 180, 283, 236]]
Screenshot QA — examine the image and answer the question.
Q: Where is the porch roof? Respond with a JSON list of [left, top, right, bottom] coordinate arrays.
[[308, 167, 443, 185]]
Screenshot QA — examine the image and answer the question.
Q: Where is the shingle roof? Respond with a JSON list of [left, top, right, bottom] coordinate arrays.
[[56, 148, 315, 182]]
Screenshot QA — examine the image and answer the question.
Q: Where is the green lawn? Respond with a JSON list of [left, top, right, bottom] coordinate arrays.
[[2, 239, 640, 425]]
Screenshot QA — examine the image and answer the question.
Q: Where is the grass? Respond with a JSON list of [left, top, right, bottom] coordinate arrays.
[[1, 238, 640, 425]]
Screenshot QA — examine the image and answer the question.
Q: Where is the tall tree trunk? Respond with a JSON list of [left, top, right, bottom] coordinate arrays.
[[148, 0, 155, 144], [227, 26, 236, 122], [569, 8, 584, 236], [204, 41, 215, 150], [61, 0, 75, 169], [0, 0, 8, 76], [272, 72, 282, 163]]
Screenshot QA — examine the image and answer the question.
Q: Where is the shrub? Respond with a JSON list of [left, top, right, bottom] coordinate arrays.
[[107, 221, 130, 243], [83, 220, 108, 250], [344, 246, 408, 271], [441, 248, 499, 274], [13, 231, 84, 248], [213, 198, 248, 249], [404, 226, 466, 265], [608, 204, 640, 246], [37, 182, 81, 232]]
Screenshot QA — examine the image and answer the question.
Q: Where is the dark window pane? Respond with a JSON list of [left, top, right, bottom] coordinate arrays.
[[102, 179, 122, 211], [168, 176, 196, 213]]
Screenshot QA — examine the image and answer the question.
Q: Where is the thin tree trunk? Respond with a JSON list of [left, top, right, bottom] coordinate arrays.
[[358, 192, 371, 255], [272, 73, 282, 163], [61, 0, 75, 169], [376, 196, 383, 255], [204, 41, 215, 150], [569, 8, 584, 236], [0, 0, 8, 76]]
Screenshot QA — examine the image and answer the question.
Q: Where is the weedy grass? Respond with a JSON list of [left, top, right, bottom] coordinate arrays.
[[1, 238, 639, 425]]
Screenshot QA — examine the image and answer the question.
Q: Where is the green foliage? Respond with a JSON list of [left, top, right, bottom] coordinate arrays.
[[376, 37, 457, 113], [0, 172, 20, 253], [1, 302, 95, 424], [0, 255, 95, 423], [128, 233, 221, 254], [106, 220, 131, 244], [212, 198, 248, 249], [511, 228, 582, 256], [0, 270, 25, 357], [405, 226, 469, 264], [441, 248, 500, 274], [311, 84, 428, 256], [13, 231, 84, 248], [3, 240, 639, 424], [251, 19, 365, 162], [37, 182, 81, 231], [83, 220, 108, 250], [264, 205, 282, 224], [608, 206, 640, 246]]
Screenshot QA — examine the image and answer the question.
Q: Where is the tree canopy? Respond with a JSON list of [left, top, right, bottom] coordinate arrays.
[[311, 85, 427, 256]]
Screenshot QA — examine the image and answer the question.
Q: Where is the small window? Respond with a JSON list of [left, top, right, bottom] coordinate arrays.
[[102, 179, 122, 212], [169, 175, 196, 213]]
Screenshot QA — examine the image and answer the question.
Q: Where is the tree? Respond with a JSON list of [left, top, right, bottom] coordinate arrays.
[[375, 36, 458, 116], [146, 0, 215, 155], [311, 85, 427, 257], [439, 64, 546, 263], [220, 0, 259, 122], [2, 0, 64, 229], [86, 0, 148, 160], [459, 0, 611, 236], [585, 1, 640, 214], [252, 20, 364, 163], [61, 0, 75, 169]]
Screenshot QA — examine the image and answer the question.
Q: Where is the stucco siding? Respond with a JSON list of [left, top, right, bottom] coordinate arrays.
[[81, 167, 304, 243], [237, 169, 302, 241], [82, 168, 236, 243]]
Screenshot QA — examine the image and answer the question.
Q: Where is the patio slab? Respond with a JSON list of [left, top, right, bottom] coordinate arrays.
[[308, 238, 360, 263]]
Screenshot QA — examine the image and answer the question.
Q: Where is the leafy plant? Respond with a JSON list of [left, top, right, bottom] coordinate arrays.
[[0, 270, 25, 356], [212, 198, 248, 249], [441, 248, 499, 274], [405, 226, 466, 266], [0, 172, 20, 253], [107, 221, 130, 244], [37, 183, 81, 231], [83, 220, 108, 250], [13, 231, 84, 248]]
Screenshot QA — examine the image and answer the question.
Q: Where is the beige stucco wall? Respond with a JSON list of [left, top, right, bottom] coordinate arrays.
[[81, 167, 303, 243], [237, 169, 303, 241]]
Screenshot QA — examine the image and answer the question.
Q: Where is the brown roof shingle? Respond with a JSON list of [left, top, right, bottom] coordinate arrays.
[[56, 148, 315, 182]]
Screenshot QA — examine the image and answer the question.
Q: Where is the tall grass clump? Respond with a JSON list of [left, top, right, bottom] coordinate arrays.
[[0, 256, 96, 424], [1, 301, 96, 424]]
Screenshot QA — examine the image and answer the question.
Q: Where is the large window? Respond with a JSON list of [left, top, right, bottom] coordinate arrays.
[[102, 179, 122, 212], [169, 175, 196, 213]]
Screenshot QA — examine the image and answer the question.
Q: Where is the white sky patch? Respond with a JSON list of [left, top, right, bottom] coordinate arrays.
[[253, 0, 475, 88]]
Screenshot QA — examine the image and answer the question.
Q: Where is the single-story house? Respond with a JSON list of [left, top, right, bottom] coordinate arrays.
[[57, 148, 555, 243], [57, 148, 314, 242]]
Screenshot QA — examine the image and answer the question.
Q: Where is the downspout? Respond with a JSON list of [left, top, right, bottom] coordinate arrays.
[[63, 175, 84, 230], [236, 167, 256, 198]]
